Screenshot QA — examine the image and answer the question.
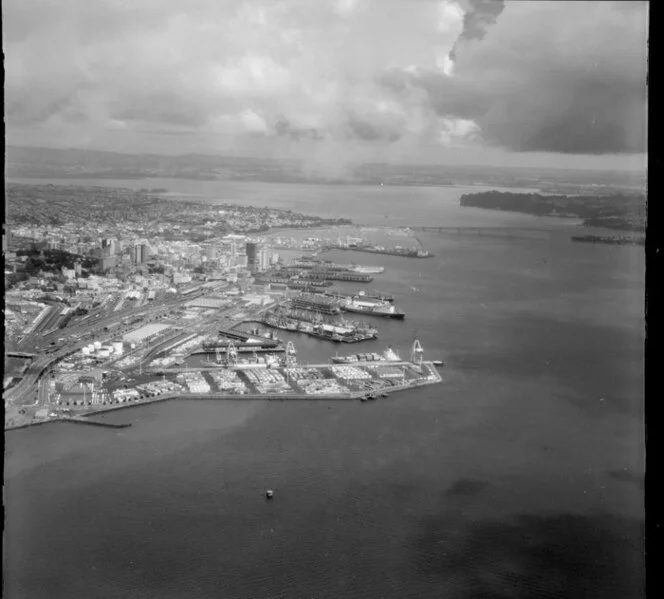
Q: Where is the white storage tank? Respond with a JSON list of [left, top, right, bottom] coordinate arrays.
[[93, 341, 102, 350], [87, 344, 96, 353], [112, 342, 124, 355], [81, 347, 91, 356]]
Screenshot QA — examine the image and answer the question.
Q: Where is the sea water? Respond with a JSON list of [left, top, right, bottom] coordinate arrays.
[[4, 180, 644, 598]]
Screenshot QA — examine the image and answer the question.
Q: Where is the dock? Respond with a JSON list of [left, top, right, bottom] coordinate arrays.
[[57, 416, 132, 428]]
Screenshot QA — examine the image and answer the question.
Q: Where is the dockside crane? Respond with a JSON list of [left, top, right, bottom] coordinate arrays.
[[410, 339, 424, 367], [226, 341, 238, 366]]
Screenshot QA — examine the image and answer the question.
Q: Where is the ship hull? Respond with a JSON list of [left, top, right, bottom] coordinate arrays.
[[341, 306, 405, 319]]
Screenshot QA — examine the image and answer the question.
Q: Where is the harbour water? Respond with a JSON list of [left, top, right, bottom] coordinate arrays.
[[4, 179, 644, 598]]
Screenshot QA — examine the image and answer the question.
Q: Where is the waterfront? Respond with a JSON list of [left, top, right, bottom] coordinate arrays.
[[4, 180, 644, 599]]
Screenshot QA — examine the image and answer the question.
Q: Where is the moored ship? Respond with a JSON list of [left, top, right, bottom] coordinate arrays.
[[340, 297, 405, 320], [331, 346, 402, 364]]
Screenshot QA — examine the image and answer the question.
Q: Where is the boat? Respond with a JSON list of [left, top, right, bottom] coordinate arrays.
[[340, 297, 405, 320], [331, 347, 401, 364], [265, 490, 274, 499], [381, 392, 389, 398], [432, 360, 444, 367], [358, 290, 394, 303], [349, 265, 385, 274]]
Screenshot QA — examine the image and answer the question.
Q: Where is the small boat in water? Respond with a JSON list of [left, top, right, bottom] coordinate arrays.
[[265, 489, 274, 499], [432, 360, 444, 367]]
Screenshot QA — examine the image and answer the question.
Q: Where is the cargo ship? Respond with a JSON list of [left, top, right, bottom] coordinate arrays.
[[331, 346, 401, 364], [324, 289, 394, 303], [350, 265, 385, 274], [261, 311, 378, 343], [340, 297, 405, 320]]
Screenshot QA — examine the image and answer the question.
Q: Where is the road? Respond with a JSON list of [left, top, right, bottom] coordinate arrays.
[[5, 291, 207, 406]]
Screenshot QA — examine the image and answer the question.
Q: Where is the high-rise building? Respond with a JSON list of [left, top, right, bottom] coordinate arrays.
[[258, 247, 270, 272], [207, 244, 216, 262], [134, 244, 148, 264], [102, 238, 116, 256], [246, 242, 258, 272]]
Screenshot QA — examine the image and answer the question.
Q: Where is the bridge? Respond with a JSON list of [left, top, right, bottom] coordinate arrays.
[[410, 226, 558, 239]]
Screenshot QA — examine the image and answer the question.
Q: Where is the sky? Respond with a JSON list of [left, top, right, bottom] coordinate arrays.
[[4, 0, 648, 172]]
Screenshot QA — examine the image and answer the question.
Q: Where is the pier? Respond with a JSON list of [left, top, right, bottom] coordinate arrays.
[[57, 416, 132, 428]]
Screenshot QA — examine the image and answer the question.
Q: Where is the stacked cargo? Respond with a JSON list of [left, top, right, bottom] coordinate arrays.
[[176, 371, 211, 393], [112, 388, 140, 402], [375, 365, 404, 379], [242, 368, 292, 394], [209, 370, 247, 393], [283, 367, 325, 382], [331, 365, 372, 380], [135, 380, 184, 396], [297, 379, 349, 395]]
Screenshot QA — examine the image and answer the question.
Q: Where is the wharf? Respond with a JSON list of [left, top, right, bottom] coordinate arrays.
[[6, 415, 132, 430], [6, 361, 442, 429], [58, 416, 132, 428]]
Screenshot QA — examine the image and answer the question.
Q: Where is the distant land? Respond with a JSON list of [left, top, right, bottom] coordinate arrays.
[[460, 191, 646, 233], [5, 145, 646, 195]]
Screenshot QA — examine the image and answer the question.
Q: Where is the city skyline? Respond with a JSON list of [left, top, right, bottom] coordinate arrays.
[[4, 1, 648, 173]]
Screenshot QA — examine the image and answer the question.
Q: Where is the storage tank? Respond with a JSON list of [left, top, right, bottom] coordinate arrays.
[[93, 341, 102, 350], [112, 342, 124, 355], [81, 347, 91, 356], [87, 344, 96, 353]]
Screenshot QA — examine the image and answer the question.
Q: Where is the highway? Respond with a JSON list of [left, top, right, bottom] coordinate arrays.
[[5, 291, 208, 406]]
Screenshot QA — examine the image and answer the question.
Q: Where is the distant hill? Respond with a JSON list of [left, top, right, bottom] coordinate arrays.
[[460, 191, 646, 232], [5, 145, 646, 192]]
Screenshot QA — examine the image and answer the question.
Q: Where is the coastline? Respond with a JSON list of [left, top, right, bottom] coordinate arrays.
[[5, 363, 442, 431]]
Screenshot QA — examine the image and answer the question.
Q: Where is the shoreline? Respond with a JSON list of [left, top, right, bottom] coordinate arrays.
[[5, 363, 442, 431]]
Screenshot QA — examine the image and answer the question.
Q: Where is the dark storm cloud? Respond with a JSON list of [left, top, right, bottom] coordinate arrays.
[[387, 1, 648, 155], [449, 0, 506, 61], [3, 0, 648, 161]]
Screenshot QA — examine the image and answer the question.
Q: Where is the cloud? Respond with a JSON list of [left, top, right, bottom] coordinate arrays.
[[3, 0, 648, 163], [396, 1, 648, 154], [449, 0, 506, 62]]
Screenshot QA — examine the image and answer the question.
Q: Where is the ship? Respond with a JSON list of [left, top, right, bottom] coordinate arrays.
[[357, 290, 394, 303], [349, 265, 385, 274], [340, 297, 405, 320], [261, 311, 378, 343], [331, 346, 402, 364], [324, 289, 394, 303]]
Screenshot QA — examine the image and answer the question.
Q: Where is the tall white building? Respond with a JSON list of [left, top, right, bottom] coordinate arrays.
[[258, 247, 270, 272]]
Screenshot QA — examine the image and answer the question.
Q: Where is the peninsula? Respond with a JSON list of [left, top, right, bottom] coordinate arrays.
[[460, 191, 646, 234]]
